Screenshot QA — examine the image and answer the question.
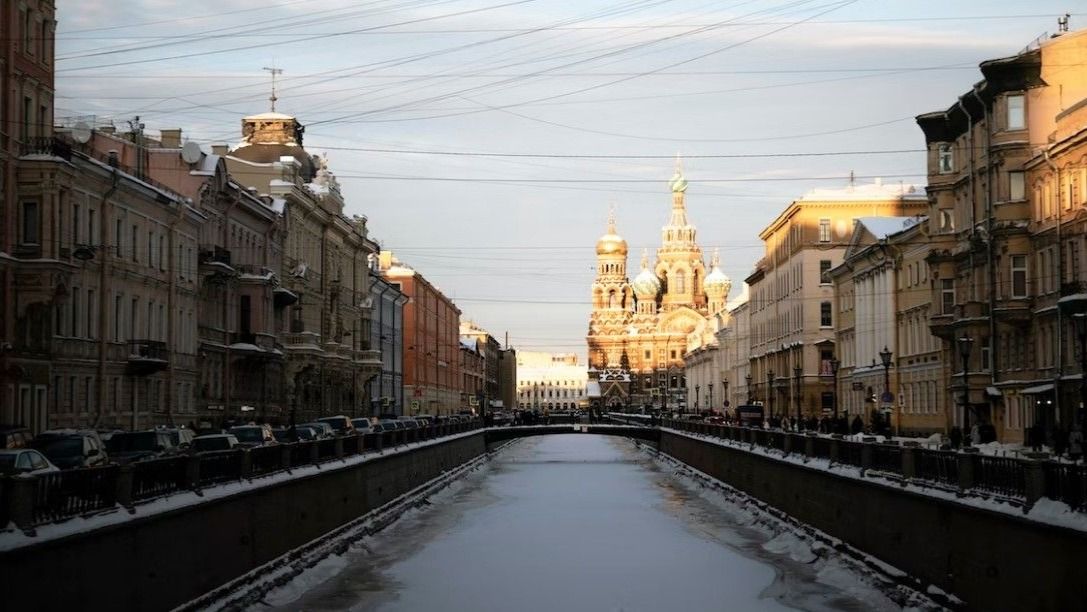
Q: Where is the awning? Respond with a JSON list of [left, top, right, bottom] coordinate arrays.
[[1021, 383, 1055, 395], [985, 386, 1002, 398]]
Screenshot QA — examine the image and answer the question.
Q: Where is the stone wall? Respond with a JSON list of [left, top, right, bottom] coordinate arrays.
[[0, 433, 486, 611], [660, 431, 1087, 612]]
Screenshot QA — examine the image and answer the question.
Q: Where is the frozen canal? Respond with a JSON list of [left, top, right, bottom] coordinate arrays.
[[260, 435, 909, 612]]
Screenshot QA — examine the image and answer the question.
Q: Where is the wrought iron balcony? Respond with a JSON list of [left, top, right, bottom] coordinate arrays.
[[127, 340, 168, 375]]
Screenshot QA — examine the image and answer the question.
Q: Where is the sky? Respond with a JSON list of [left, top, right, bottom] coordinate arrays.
[[55, 1, 1081, 360]]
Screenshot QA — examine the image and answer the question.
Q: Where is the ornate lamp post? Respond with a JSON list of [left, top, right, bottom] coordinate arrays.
[[708, 383, 714, 415], [745, 374, 752, 404], [722, 379, 729, 414], [829, 358, 841, 422], [767, 369, 775, 418], [879, 346, 893, 435], [695, 384, 701, 413], [793, 364, 803, 429], [957, 335, 974, 446]]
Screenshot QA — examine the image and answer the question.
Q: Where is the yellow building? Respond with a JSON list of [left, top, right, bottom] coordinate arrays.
[[586, 165, 731, 410]]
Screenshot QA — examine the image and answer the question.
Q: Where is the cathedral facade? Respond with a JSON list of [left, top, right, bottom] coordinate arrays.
[[586, 166, 731, 409]]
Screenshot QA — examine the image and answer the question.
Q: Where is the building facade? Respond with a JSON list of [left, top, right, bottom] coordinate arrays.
[[378, 251, 461, 415], [366, 271, 407, 417], [516, 352, 588, 412], [226, 112, 381, 423], [586, 165, 732, 410], [459, 320, 502, 411], [745, 182, 927, 421], [916, 28, 1087, 441]]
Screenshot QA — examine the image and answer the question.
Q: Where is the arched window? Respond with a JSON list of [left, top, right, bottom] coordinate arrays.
[[608, 290, 618, 308], [674, 270, 686, 293]]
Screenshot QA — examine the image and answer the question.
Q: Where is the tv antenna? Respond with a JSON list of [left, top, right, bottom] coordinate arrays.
[[262, 65, 283, 112], [1058, 14, 1070, 33]]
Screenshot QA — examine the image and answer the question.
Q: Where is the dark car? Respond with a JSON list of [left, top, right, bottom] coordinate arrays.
[[105, 431, 177, 464], [228, 425, 276, 448], [0, 426, 33, 449], [31, 430, 109, 469], [161, 427, 195, 450], [192, 434, 240, 453]]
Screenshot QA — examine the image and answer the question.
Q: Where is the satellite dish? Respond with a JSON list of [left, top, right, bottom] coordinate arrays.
[[71, 122, 92, 144], [180, 141, 204, 164]]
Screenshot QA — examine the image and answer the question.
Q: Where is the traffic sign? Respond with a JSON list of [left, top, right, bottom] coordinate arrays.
[[410, 400, 421, 411]]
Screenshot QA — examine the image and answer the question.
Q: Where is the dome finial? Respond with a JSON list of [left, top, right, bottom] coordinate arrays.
[[641, 248, 649, 270], [710, 248, 720, 269], [669, 154, 688, 193], [607, 202, 617, 233]]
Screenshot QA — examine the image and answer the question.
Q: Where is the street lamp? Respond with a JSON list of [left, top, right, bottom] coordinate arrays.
[[957, 335, 975, 446], [695, 384, 701, 413], [722, 379, 729, 414], [793, 364, 803, 429], [829, 358, 841, 423], [1073, 313, 1087, 425], [708, 383, 714, 416], [879, 346, 893, 436], [767, 369, 775, 418], [745, 373, 752, 404]]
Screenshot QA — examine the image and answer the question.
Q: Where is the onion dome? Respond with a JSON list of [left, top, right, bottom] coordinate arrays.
[[596, 206, 628, 256], [704, 249, 732, 293], [631, 249, 661, 296]]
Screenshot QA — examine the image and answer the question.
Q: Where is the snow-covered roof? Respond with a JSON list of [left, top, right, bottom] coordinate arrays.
[[797, 180, 925, 202], [855, 216, 920, 240], [244, 111, 297, 121]]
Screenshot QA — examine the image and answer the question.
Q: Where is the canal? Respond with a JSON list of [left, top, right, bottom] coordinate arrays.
[[259, 435, 912, 611]]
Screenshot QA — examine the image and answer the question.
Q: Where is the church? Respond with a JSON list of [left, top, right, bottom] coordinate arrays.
[[586, 165, 731, 410]]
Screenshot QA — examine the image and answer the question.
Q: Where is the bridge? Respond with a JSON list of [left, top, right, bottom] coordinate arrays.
[[485, 423, 659, 445]]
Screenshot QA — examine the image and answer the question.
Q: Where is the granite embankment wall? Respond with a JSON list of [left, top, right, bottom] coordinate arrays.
[[660, 430, 1087, 612], [0, 432, 487, 612]]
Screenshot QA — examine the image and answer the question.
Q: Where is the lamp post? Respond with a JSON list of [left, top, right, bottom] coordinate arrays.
[[722, 379, 729, 415], [745, 373, 752, 404], [793, 365, 803, 429], [708, 383, 714, 416], [879, 346, 893, 436], [957, 335, 974, 446], [767, 369, 775, 418], [830, 358, 841, 422], [1073, 313, 1087, 425], [695, 384, 701, 413]]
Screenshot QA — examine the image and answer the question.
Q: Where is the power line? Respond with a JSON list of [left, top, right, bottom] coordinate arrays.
[[331, 172, 924, 183], [312, 145, 924, 159]]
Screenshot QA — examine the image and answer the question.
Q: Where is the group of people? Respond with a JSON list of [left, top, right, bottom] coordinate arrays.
[[1025, 423, 1085, 462]]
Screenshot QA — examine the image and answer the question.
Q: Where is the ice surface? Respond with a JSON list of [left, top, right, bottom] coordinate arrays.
[[257, 435, 932, 612]]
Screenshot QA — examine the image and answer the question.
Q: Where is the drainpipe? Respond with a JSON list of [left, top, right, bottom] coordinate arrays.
[[958, 98, 978, 302], [973, 89, 1000, 424], [95, 154, 120, 427], [1044, 149, 1063, 425]]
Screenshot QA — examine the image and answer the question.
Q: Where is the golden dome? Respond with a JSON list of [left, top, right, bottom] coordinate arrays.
[[596, 206, 627, 256]]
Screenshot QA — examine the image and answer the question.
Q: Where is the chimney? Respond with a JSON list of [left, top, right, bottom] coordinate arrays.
[[159, 128, 182, 148], [211, 144, 229, 156], [107, 150, 119, 168]]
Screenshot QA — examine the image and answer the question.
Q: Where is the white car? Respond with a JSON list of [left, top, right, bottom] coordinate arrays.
[[0, 449, 60, 476]]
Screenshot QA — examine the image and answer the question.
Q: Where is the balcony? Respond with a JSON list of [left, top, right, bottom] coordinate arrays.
[[236, 264, 276, 284], [229, 332, 282, 359], [353, 348, 382, 369], [19, 136, 72, 161], [199, 248, 236, 281], [127, 340, 169, 376], [282, 331, 323, 355]]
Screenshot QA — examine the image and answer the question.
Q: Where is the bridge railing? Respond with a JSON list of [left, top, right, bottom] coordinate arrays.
[[660, 418, 1084, 512], [2, 420, 484, 533]]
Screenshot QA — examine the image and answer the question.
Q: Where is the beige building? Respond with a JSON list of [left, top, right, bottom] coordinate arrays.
[[916, 27, 1087, 441], [225, 112, 381, 422], [831, 217, 944, 434], [684, 284, 749, 413], [516, 352, 588, 411], [586, 165, 732, 410], [745, 182, 927, 421]]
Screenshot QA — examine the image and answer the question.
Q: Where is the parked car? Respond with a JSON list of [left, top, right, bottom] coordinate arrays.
[[350, 418, 373, 433], [106, 431, 177, 464], [299, 422, 335, 439], [381, 419, 405, 431], [397, 417, 420, 429], [161, 427, 195, 450], [370, 422, 391, 433], [31, 430, 109, 469], [228, 425, 276, 448], [316, 415, 355, 435], [192, 434, 241, 453], [0, 426, 33, 449], [0, 449, 60, 476]]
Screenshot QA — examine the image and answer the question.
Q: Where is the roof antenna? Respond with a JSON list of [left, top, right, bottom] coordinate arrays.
[[1058, 13, 1070, 33], [262, 64, 283, 112]]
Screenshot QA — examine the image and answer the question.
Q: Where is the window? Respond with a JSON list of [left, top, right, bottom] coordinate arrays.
[[148, 231, 154, 268], [71, 289, 81, 338], [21, 201, 39, 244], [674, 270, 686, 293], [86, 289, 95, 340], [644, 350, 651, 360], [938, 143, 954, 173], [87, 209, 96, 247], [116, 219, 123, 257], [73, 203, 81, 246], [114, 295, 123, 341], [819, 260, 832, 284], [158, 236, 165, 271], [1009, 171, 1025, 201], [40, 19, 49, 61], [22, 96, 32, 140], [21, 9, 30, 54], [1006, 94, 1025, 130], [939, 209, 954, 232], [941, 279, 955, 315], [131, 224, 139, 262], [1011, 255, 1028, 298], [981, 338, 991, 372], [820, 301, 832, 327], [818, 219, 831, 243]]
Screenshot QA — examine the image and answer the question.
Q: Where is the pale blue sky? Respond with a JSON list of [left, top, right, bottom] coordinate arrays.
[[56, 1, 1081, 358]]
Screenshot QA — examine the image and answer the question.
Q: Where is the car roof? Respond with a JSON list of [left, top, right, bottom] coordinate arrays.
[[194, 433, 234, 439], [0, 448, 32, 455]]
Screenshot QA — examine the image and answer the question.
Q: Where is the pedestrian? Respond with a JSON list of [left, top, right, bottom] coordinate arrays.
[[949, 426, 962, 450], [1055, 427, 1069, 460], [850, 415, 863, 435], [1029, 422, 1044, 452], [969, 423, 981, 446], [1069, 426, 1084, 463]]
